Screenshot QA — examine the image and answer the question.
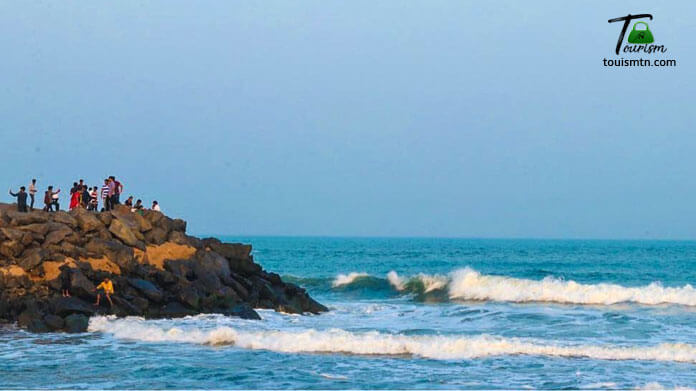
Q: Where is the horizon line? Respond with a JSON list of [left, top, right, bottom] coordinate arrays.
[[190, 233, 696, 243]]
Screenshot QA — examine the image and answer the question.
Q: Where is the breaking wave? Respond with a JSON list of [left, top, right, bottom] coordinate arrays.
[[332, 272, 372, 287], [446, 268, 696, 306], [89, 316, 696, 363], [299, 268, 696, 306]]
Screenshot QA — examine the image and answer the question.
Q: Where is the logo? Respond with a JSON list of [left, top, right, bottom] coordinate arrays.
[[603, 13, 675, 67], [627, 22, 654, 44]]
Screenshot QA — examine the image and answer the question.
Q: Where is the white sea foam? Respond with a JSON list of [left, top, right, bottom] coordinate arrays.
[[332, 272, 370, 287], [386, 270, 406, 290], [89, 316, 696, 363], [447, 267, 696, 306]]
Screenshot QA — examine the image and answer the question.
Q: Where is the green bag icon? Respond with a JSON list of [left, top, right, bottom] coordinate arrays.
[[627, 21, 654, 44]]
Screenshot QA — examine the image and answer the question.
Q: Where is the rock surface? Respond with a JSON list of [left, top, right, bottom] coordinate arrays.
[[0, 203, 327, 333]]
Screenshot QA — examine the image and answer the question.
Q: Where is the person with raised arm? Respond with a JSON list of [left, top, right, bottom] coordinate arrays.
[[9, 186, 28, 212]]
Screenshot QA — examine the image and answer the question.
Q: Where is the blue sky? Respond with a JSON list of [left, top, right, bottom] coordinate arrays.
[[0, 1, 694, 238]]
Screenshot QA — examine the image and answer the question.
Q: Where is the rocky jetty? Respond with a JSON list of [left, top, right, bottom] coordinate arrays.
[[0, 203, 327, 333]]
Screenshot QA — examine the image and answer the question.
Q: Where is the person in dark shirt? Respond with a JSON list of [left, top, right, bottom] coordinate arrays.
[[59, 264, 72, 297], [9, 186, 28, 212], [81, 186, 91, 208]]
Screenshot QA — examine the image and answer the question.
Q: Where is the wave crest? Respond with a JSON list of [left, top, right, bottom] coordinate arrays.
[[448, 267, 696, 306], [89, 316, 696, 363], [332, 272, 371, 288]]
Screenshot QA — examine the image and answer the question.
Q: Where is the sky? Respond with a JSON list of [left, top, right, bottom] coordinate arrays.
[[0, 1, 694, 239]]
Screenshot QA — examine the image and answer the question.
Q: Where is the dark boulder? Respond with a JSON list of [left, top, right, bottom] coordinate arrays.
[[72, 209, 103, 232], [109, 219, 138, 247], [70, 270, 96, 299], [160, 302, 196, 318], [43, 314, 65, 331], [178, 286, 200, 309], [128, 278, 163, 303], [43, 225, 72, 246], [18, 248, 48, 271], [52, 297, 95, 317], [64, 314, 89, 333], [144, 227, 167, 245], [230, 303, 261, 320]]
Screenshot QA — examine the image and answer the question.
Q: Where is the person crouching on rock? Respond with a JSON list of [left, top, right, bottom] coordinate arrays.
[[95, 278, 114, 307], [59, 265, 72, 297]]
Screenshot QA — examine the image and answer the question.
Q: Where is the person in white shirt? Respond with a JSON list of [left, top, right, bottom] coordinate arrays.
[[152, 200, 161, 212], [28, 179, 37, 211]]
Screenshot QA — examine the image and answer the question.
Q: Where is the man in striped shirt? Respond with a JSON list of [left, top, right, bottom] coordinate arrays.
[[101, 179, 110, 211]]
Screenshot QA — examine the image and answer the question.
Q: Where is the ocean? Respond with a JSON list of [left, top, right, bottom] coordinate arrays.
[[3, 237, 696, 389]]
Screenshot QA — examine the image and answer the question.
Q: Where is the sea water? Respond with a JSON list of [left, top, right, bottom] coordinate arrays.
[[2, 238, 696, 389]]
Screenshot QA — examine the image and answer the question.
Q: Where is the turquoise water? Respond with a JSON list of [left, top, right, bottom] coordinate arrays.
[[3, 238, 696, 389]]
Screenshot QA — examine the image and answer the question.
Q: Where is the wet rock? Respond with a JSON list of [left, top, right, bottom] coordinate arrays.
[[44, 314, 65, 331], [17, 307, 49, 332], [160, 302, 196, 318], [52, 297, 95, 317], [230, 303, 261, 320], [64, 314, 89, 333]]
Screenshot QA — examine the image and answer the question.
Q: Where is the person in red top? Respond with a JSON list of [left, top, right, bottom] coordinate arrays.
[[69, 186, 81, 210], [109, 176, 123, 206]]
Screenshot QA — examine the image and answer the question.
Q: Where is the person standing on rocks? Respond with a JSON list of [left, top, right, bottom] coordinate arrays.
[[51, 186, 61, 211], [110, 176, 123, 206], [44, 186, 60, 211], [152, 200, 161, 211], [59, 265, 72, 297], [95, 278, 114, 307], [28, 179, 37, 211], [81, 185, 91, 208], [101, 179, 111, 211], [69, 185, 81, 210], [89, 186, 98, 211], [106, 177, 116, 209], [9, 186, 29, 212]]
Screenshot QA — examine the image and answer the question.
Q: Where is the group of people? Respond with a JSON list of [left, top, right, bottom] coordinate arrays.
[[8, 177, 161, 214]]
